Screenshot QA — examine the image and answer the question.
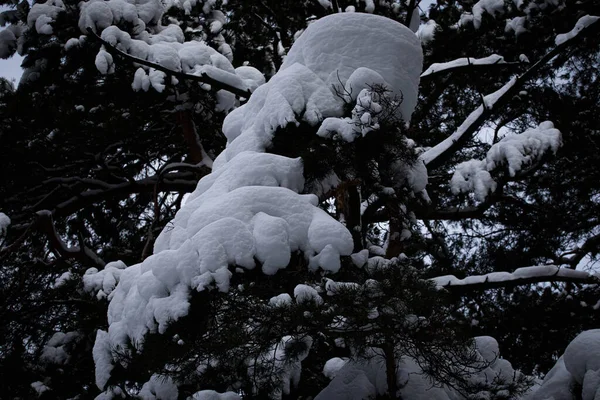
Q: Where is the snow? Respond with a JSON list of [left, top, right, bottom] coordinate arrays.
[[563, 329, 600, 384], [351, 249, 369, 268], [530, 330, 600, 400], [417, 20, 438, 44], [447, 120, 559, 200], [323, 357, 349, 379], [53, 271, 72, 287], [0, 212, 10, 236], [31, 381, 49, 396], [450, 159, 496, 202], [317, 87, 384, 142], [281, 12, 422, 123], [471, 0, 506, 29], [26, 0, 64, 35], [294, 284, 324, 305], [95, 48, 114, 74], [138, 375, 178, 400], [474, 336, 499, 363], [432, 265, 597, 288], [421, 54, 506, 78], [486, 120, 561, 175], [505, 16, 528, 37], [269, 293, 293, 307], [555, 15, 600, 46], [0, 27, 19, 59], [90, 12, 428, 395], [78, 0, 257, 98], [191, 390, 241, 400], [235, 65, 266, 92], [527, 357, 575, 400], [41, 331, 79, 364], [216, 62, 344, 164]]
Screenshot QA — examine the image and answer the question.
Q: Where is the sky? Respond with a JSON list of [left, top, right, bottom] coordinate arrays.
[[0, 53, 23, 84]]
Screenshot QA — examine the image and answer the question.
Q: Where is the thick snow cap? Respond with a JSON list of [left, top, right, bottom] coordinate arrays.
[[281, 12, 423, 123]]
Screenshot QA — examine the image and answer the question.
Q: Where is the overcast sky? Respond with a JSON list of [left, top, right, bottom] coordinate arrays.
[[0, 54, 23, 84]]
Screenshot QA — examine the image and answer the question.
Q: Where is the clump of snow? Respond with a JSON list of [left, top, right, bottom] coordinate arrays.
[[555, 15, 599, 46], [235, 65, 266, 92], [27, 0, 64, 35], [486, 121, 561, 175], [0, 26, 19, 59], [505, 16, 528, 36], [95, 48, 114, 74], [31, 381, 49, 396], [0, 212, 10, 236], [323, 357, 349, 379], [417, 20, 438, 44], [83, 260, 127, 300], [138, 374, 178, 400], [451, 159, 497, 202], [317, 87, 384, 142], [41, 331, 79, 364], [471, 0, 506, 29], [53, 271, 72, 288], [269, 293, 293, 307], [294, 284, 324, 305], [77, 0, 259, 100], [281, 12, 422, 123], [450, 121, 561, 201]]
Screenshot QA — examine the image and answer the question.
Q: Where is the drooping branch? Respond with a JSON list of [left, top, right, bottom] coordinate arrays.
[[86, 28, 252, 98], [420, 17, 600, 169], [432, 265, 600, 293], [10, 171, 201, 232], [36, 210, 106, 268]]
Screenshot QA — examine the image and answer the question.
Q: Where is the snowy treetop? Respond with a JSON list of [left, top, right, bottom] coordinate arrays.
[[86, 12, 426, 395]]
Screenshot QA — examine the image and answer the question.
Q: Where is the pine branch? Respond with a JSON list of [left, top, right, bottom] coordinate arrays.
[[36, 210, 106, 268], [420, 17, 600, 169], [10, 172, 201, 233], [86, 28, 252, 98]]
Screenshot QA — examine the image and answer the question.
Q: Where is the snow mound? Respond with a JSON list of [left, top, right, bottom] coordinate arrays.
[[529, 330, 600, 400], [281, 12, 422, 123]]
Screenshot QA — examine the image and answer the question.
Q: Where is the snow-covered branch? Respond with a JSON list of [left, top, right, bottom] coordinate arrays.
[[432, 265, 600, 292], [420, 16, 600, 169], [420, 54, 521, 80], [86, 28, 252, 98]]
